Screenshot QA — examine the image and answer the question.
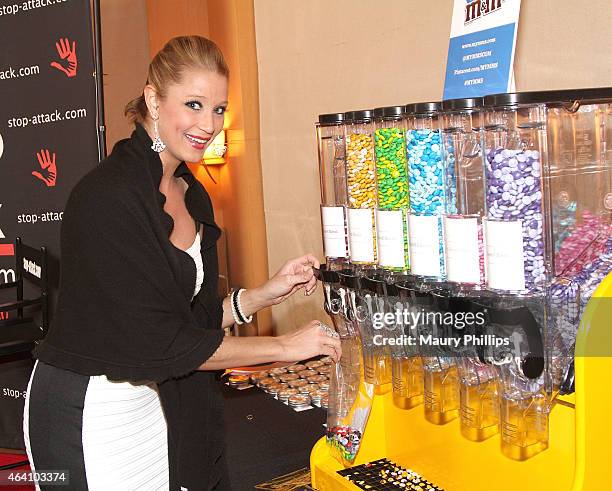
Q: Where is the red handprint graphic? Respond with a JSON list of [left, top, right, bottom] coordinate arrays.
[[50, 38, 77, 78], [32, 149, 57, 187]]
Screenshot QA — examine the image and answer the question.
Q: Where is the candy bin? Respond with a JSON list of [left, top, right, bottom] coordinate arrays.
[[453, 298, 500, 442], [391, 278, 426, 410], [317, 112, 350, 270], [545, 87, 612, 276], [345, 109, 378, 267], [440, 97, 486, 290], [322, 269, 374, 466], [419, 286, 460, 425], [311, 92, 612, 491], [314, 265, 360, 413], [353, 272, 393, 392], [482, 92, 553, 294], [478, 293, 549, 460], [373, 105, 410, 273], [405, 102, 447, 284]]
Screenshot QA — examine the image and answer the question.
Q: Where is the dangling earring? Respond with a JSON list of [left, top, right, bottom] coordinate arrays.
[[151, 117, 166, 153]]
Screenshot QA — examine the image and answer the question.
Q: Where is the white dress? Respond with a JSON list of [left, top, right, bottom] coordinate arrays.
[[24, 232, 204, 491]]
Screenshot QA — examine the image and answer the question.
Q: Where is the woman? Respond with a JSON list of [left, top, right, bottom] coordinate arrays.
[[24, 36, 340, 490]]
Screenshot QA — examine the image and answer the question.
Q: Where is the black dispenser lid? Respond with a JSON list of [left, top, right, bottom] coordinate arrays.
[[484, 87, 612, 107], [373, 105, 405, 119], [347, 109, 374, 122], [318, 112, 346, 125], [441, 97, 484, 111], [405, 101, 442, 115]]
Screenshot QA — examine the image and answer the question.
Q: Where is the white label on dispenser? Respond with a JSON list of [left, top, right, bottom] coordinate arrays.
[[484, 219, 525, 291], [348, 208, 375, 263], [444, 216, 481, 284], [407, 214, 442, 277], [321, 206, 347, 258], [376, 209, 406, 268]]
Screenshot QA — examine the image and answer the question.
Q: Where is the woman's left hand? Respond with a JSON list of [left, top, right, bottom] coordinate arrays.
[[257, 254, 320, 307]]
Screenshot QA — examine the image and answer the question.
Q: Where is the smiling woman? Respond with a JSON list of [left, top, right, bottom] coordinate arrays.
[[23, 35, 341, 491]]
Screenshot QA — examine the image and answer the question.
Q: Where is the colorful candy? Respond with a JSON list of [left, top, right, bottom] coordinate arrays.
[[485, 148, 546, 291], [375, 127, 409, 209], [347, 133, 377, 208], [375, 123, 410, 271], [327, 425, 363, 462], [407, 128, 446, 276], [407, 130, 444, 213]]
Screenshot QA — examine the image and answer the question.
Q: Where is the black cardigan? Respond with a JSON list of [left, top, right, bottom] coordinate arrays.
[[35, 124, 228, 489]]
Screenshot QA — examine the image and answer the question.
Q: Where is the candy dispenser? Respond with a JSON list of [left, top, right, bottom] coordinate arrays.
[[476, 293, 549, 460], [319, 267, 374, 466], [312, 90, 612, 490], [405, 102, 447, 284], [317, 112, 350, 270], [373, 106, 410, 272], [482, 92, 553, 294], [391, 279, 426, 410], [545, 87, 612, 276], [345, 110, 378, 268], [353, 273, 392, 391], [453, 298, 500, 442], [440, 97, 486, 289], [420, 287, 460, 425]]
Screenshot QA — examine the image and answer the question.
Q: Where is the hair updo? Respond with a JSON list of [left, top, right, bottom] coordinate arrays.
[[124, 35, 229, 125]]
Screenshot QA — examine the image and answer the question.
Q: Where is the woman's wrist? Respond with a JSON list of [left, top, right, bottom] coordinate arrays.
[[236, 287, 269, 317]]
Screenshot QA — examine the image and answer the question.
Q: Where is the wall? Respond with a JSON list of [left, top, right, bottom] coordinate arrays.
[[100, 0, 150, 150], [253, 0, 612, 334], [145, 0, 271, 335]]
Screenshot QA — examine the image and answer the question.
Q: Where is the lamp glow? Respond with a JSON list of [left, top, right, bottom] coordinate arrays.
[[202, 129, 227, 165]]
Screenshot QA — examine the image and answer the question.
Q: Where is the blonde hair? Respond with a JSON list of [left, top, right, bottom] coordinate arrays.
[[124, 35, 229, 124]]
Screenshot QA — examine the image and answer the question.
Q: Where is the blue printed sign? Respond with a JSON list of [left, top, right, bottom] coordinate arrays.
[[443, 0, 521, 100]]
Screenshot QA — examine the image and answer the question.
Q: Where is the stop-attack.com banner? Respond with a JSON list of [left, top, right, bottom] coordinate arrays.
[[0, 0, 99, 448]]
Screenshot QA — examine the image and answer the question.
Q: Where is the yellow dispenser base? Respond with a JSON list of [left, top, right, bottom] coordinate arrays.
[[311, 390, 575, 490], [312, 273, 612, 490]]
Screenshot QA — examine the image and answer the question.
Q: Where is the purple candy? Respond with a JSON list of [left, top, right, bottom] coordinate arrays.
[[485, 147, 546, 291]]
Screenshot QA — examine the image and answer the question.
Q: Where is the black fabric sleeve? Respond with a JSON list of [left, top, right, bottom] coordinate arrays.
[[35, 173, 224, 383]]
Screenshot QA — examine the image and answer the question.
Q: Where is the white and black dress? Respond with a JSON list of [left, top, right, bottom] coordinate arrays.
[[23, 124, 228, 490]]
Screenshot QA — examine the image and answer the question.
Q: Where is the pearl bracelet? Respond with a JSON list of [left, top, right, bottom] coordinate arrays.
[[236, 288, 253, 324], [230, 288, 253, 325], [230, 290, 243, 325]]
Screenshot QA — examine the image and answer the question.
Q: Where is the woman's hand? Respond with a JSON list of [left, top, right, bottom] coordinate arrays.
[[277, 320, 342, 363], [255, 254, 320, 307]]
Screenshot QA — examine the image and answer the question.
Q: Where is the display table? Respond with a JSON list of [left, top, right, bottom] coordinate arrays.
[[221, 380, 325, 490]]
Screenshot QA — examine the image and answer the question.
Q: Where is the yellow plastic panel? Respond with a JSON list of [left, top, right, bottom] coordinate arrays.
[[573, 272, 612, 491]]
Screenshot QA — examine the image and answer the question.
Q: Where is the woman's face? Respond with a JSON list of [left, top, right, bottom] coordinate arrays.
[[148, 68, 228, 167]]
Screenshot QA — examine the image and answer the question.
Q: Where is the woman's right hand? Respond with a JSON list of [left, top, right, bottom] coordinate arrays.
[[278, 320, 342, 363]]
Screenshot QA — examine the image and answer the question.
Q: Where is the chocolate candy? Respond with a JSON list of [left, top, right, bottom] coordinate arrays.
[[250, 371, 269, 385], [407, 129, 444, 215], [257, 377, 276, 388], [485, 148, 545, 290], [307, 374, 328, 384], [288, 394, 311, 407], [269, 367, 288, 376], [305, 360, 325, 369], [280, 373, 300, 383], [375, 127, 409, 210], [289, 379, 309, 388], [407, 129, 447, 275], [347, 133, 377, 209], [278, 388, 299, 402], [298, 369, 317, 379]]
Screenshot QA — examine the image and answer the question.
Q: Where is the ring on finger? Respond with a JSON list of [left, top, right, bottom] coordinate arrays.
[[318, 321, 339, 339]]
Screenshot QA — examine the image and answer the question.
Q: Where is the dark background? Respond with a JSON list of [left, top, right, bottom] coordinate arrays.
[[0, 0, 99, 448]]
